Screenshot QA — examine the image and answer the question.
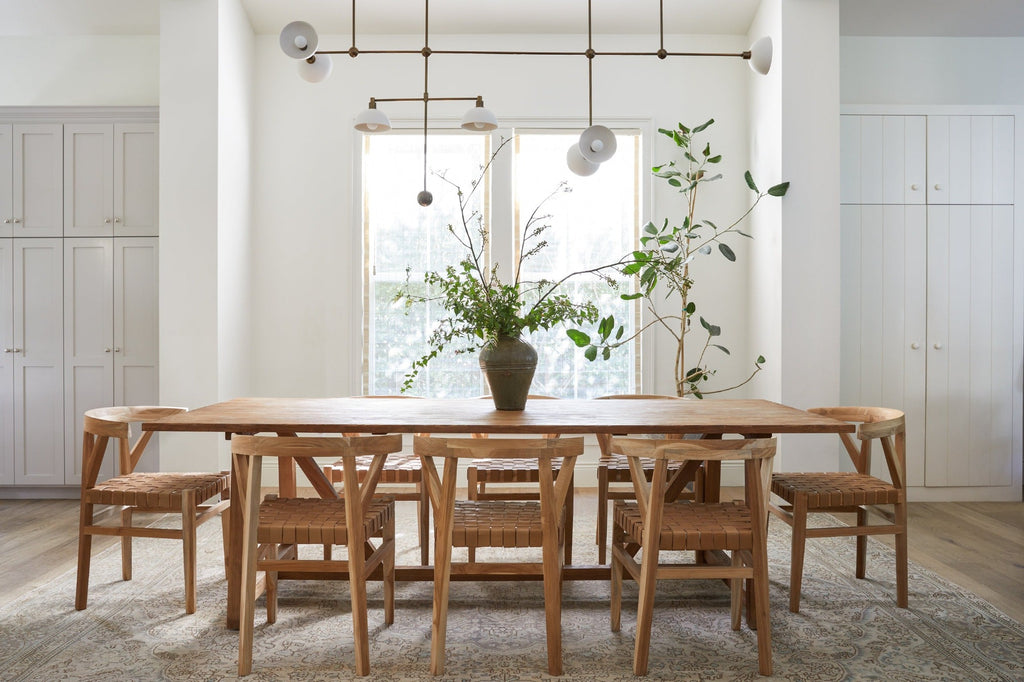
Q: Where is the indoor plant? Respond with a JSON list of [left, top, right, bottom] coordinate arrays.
[[396, 138, 622, 409], [568, 119, 789, 397]]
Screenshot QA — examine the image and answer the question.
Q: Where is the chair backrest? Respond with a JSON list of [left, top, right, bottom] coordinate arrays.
[[82, 406, 188, 479], [808, 406, 906, 486], [611, 437, 777, 513], [594, 394, 681, 452]]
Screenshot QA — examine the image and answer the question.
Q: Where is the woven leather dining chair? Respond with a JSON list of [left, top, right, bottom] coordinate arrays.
[[768, 406, 908, 612], [465, 395, 574, 563], [610, 437, 777, 676], [594, 394, 703, 564], [323, 395, 431, 565], [232, 434, 402, 677], [414, 435, 583, 676], [75, 406, 230, 615]]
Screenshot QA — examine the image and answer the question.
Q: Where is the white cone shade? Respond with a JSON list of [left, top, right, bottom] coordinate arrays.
[[354, 107, 392, 133], [578, 125, 617, 163], [748, 36, 773, 75], [297, 54, 333, 83], [280, 21, 318, 59], [566, 143, 599, 176], [460, 105, 498, 131]]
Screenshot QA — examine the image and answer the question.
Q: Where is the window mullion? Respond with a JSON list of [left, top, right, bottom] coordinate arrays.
[[489, 128, 517, 279]]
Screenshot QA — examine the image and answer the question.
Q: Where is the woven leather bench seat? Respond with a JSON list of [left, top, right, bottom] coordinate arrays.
[[327, 453, 423, 484], [599, 452, 686, 476], [772, 472, 901, 508], [258, 496, 395, 545], [84, 471, 229, 508], [452, 500, 563, 548], [469, 457, 566, 483], [614, 500, 754, 551]]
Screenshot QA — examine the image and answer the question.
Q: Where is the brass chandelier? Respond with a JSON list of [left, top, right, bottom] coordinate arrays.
[[280, 0, 773, 206]]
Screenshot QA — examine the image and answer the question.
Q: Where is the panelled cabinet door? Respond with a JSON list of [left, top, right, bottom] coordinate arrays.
[[925, 205, 1016, 487], [840, 115, 926, 205], [839, 204, 928, 485], [0, 125, 12, 238], [114, 124, 158, 236], [12, 239, 64, 484], [0, 241, 13, 484], [927, 116, 1015, 204], [114, 238, 159, 472], [12, 125, 62, 237], [63, 124, 114, 237], [63, 239, 115, 484]]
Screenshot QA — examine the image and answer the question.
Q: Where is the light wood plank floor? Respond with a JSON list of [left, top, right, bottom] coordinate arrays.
[[1, 494, 1022, 622]]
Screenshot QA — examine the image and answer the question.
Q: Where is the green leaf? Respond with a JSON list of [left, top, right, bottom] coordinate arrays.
[[718, 243, 736, 262], [615, 326, 624, 340], [643, 221, 659, 235], [702, 142, 711, 158], [667, 178, 681, 187], [768, 181, 790, 197], [584, 345, 598, 361], [566, 329, 591, 347], [657, 128, 675, 138], [602, 346, 611, 360], [757, 355, 766, 364], [700, 316, 721, 337], [622, 262, 642, 275], [707, 155, 722, 163], [711, 344, 731, 355], [598, 315, 615, 338], [684, 301, 696, 315], [744, 170, 759, 192], [737, 230, 753, 238], [684, 151, 698, 164], [620, 292, 643, 300], [692, 119, 714, 133]]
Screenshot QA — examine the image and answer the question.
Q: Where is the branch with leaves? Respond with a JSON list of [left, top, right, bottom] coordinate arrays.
[[567, 118, 789, 398]]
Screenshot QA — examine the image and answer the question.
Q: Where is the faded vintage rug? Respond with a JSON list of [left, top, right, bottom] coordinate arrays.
[[1, 505, 1022, 681]]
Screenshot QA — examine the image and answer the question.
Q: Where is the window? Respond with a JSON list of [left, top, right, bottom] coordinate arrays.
[[363, 128, 641, 398]]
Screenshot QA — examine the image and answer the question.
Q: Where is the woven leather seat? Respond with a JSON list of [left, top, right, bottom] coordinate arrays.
[[258, 496, 394, 545], [85, 471, 229, 508], [615, 501, 754, 551], [610, 437, 777, 677], [75, 406, 230, 615], [768, 407, 908, 613], [451, 499, 562, 548]]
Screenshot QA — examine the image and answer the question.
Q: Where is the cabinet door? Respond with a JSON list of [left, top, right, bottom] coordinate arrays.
[[12, 239, 64, 484], [63, 239, 115, 484], [928, 116, 1015, 204], [64, 124, 114, 237], [839, 204, 928, 485], [12, 124, 62, 237], [840, 115, 926, 205], [114, 238, 159, 472], [0, 125, 12, 238], [0, 241, 13, 484], [114, 124, 158, 236], [925, 205, 1016, 487]]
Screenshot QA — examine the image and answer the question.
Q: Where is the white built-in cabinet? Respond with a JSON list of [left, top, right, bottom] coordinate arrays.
[[0, 109, 158, 493], [840, 112, 1022, 500]]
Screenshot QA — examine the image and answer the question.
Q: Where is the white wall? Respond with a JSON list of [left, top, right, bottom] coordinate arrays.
[[0, 36, 158, 105], [249, 32, 765, 402], [842, 37, 1024, 106]]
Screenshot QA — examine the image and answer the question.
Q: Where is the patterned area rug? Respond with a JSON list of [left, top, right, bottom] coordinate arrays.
[[1, 505, 1022, 681]]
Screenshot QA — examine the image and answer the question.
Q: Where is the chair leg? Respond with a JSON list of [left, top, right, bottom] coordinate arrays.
[[730, 551, 742, 630], [266, 544, 279, 625], [855, 507, 868, 579], [384, 510, 396, 626], [610, 523, 624, 632], [564, 474, 574, 565], [220, 504, 231, 578], [895, 500, 909, 608], [182, 490, 197, 614], [541, 516, 564, 676], [121, 506, 133, 581], [789, 495, 808, 613], [752, 543, 773, 676], [596, 467, 609, 565], [417, 481, 430, 566], [633, 537, 660, 676], [75, 501, 94, 611]]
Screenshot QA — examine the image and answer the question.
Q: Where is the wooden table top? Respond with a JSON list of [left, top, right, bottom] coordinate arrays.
[[143, 397, 855, 436]]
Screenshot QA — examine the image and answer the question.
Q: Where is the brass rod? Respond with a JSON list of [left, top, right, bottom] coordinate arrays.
[[659, 0, 664, 52], [372, 96, 479, 103], [351, 0, 356, 49], [317, 48, 748, 59]]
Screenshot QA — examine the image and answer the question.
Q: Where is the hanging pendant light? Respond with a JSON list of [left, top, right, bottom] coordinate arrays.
[[566, 144, 599, 176], [354, 99, 392, 132], [297, 54, 333, 83], [279, 21, 319, 59], [747, 36, 773, 75], [460, 97, 498, 131]]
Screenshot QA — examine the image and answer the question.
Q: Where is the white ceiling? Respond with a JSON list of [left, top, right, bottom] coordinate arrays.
[[1, 0, 1023, 37]]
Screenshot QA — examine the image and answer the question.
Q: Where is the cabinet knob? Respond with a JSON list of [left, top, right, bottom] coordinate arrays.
[[933, 343, 943, 350], [910, 184, 920, 191], [114, 347, 122, 353], [114, 217, 122, 223], [104, 218, 111, 224], [5, 347, 22, 353], [910, 342, 920, 350], [104, 347, 112, 353], [933, 184, 943, 191], [12, 218, 20, 223], [2, 218, 9, 224]]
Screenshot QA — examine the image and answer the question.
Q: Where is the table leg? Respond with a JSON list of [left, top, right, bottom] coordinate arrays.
[[236, 452, 262, 676], [226, 452, 244, 630]]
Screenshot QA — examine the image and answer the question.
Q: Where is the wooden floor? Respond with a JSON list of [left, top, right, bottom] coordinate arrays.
[[1, 494, 1022, 622]]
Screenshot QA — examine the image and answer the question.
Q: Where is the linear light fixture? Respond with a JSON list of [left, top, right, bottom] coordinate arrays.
[[280, 0, 774, 205]]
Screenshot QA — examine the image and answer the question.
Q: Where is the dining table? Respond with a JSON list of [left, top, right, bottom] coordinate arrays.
[[143, 396, 854, 629]]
